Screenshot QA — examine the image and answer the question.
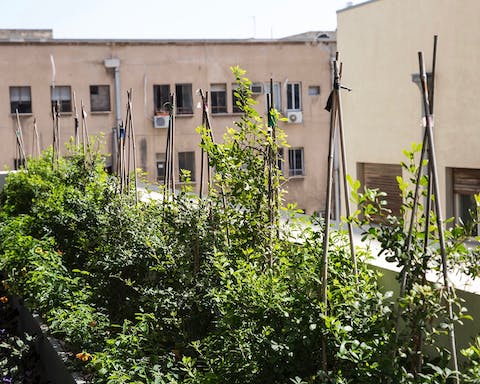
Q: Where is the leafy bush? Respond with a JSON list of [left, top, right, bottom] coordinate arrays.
[[0, 69, 479, 384]]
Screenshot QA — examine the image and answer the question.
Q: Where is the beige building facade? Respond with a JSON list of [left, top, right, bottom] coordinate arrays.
[[337, 0, 480, 230], [1, 30, 335, 214]]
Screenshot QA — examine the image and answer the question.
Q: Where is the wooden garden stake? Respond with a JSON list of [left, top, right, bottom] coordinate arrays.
[[73, 91, 79, 147], [14, 110, 28, 170], [32, 118, 41, 158], [321, 52, 356, 371], [417, 51, 459, 383]]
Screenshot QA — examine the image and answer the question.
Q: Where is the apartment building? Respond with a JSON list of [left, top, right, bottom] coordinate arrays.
[[1, 29, 335, 214], [337, 0, 480, 231]]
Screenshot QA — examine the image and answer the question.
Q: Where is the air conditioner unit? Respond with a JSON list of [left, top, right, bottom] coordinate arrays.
[[250, 82, 264, 95], [287, 111, 303, 124], [153, 114, 170, 129]]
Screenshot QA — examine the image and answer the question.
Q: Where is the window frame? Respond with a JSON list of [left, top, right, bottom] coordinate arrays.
[[156, 152, 166, 182], [308, 85, 321, 96], [51, 85, 72, 113], [9, 86, 32, 114], [154, 84, 171, 114], [210, 83, 227, 114], [265, 81, 282, 111], [286, 82, 302, 111], [288, 148, 305, 177], [175, 83, 193, 115], [89, 84, 111, 112], [178, 151, 196, 182]]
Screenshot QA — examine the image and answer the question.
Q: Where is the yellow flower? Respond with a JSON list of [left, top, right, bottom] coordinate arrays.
[[76, 352, 92, 362], [0, 296, 8, 304]]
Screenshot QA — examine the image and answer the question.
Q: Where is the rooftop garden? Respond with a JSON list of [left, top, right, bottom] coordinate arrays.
[[1, 67, 480, 383]]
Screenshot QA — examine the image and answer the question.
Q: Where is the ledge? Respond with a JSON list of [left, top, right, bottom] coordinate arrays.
[[12, 297, 87, 384]]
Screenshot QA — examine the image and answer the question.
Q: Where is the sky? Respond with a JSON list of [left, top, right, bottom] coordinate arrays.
[[0, 0, 367, 40]]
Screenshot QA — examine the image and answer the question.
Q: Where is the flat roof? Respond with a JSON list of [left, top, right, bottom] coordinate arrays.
[[337, 0, 381, 14], [0, 29, 336, 46]]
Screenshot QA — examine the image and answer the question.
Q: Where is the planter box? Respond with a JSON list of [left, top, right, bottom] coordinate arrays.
[[12, 297, 87, 384]]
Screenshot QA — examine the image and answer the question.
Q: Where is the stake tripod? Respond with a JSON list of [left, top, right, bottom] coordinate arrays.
[[266, 78, 280, 265], [321, 53, 356, 371], [197, 88, 231, 248], [14, 110, 28, 170], [117, 90, 138, 203], [399, 46, 459, 382], [163, 93, 176, 204], [198, 89, 214, 199]]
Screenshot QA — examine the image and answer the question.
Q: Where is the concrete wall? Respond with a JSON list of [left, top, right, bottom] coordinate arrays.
[[0, 37, 335, 214], [337, 0, 480, 219]]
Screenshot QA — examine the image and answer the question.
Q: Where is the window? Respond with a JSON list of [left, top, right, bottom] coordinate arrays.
[[178, 151, 195, 182], [90, 85, 111, 112], [287, 82, 301, 111], [250, 83, 264, 94], [156, 153, 166, 182], [452, 168, 480, 236], [154, 84, 171, 113], [9, 86, 32, 114], [288, 148, 304, 176], [359, 162, 402, 220], [51, 86, 72, 113], [308, 85, 321, 96], [175, 84, 193, 115], [265, 82, 281, 111], [232, 84, 242, 113], [211, 84, 227, 114]]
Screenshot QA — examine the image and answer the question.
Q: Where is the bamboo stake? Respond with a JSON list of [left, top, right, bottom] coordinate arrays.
[[14, 110, 28, 170], [321, 53, 356, 371], [418, 51, 459, 383], [164, 108, 172, 192], [266, 78, 280, 265], [199, 90, 209, 199], [199, 89, 230, 248], [32, 118, 41, 158], [124, 93, 132, 192], [399, 37, 439, 374], [336, 62, 357, 275], [55, 101, 61, 160], [128, 89, 138, 204], [321, 54, 339, 373], [170, 93, 176, 193], [422, 34, 438, 255], [51, 102, 57, 166], [73, 91, 79, 147]]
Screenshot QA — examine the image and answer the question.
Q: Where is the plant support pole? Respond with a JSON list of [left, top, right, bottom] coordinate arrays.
[[321, 53, 339, 372], [418, 51, 459, 383]]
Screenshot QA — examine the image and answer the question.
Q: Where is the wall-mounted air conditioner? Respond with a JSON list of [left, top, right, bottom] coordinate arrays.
[[287, 111, 302, 124], [153, 114, 170, 128], [250, 82, 264, 95]]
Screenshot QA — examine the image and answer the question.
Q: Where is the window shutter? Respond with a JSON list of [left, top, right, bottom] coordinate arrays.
[[453, 168, 480, 195], [362, 163, 402, 217]]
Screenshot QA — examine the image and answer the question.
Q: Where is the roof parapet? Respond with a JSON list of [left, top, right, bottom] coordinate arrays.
[[0, 29, 53, 41]]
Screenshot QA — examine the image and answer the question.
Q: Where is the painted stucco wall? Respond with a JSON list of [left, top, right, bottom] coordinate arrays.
[[337, 0, 480, 217]]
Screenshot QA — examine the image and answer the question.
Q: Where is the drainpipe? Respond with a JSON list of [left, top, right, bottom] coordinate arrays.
[[104, 57, 121, 172]]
